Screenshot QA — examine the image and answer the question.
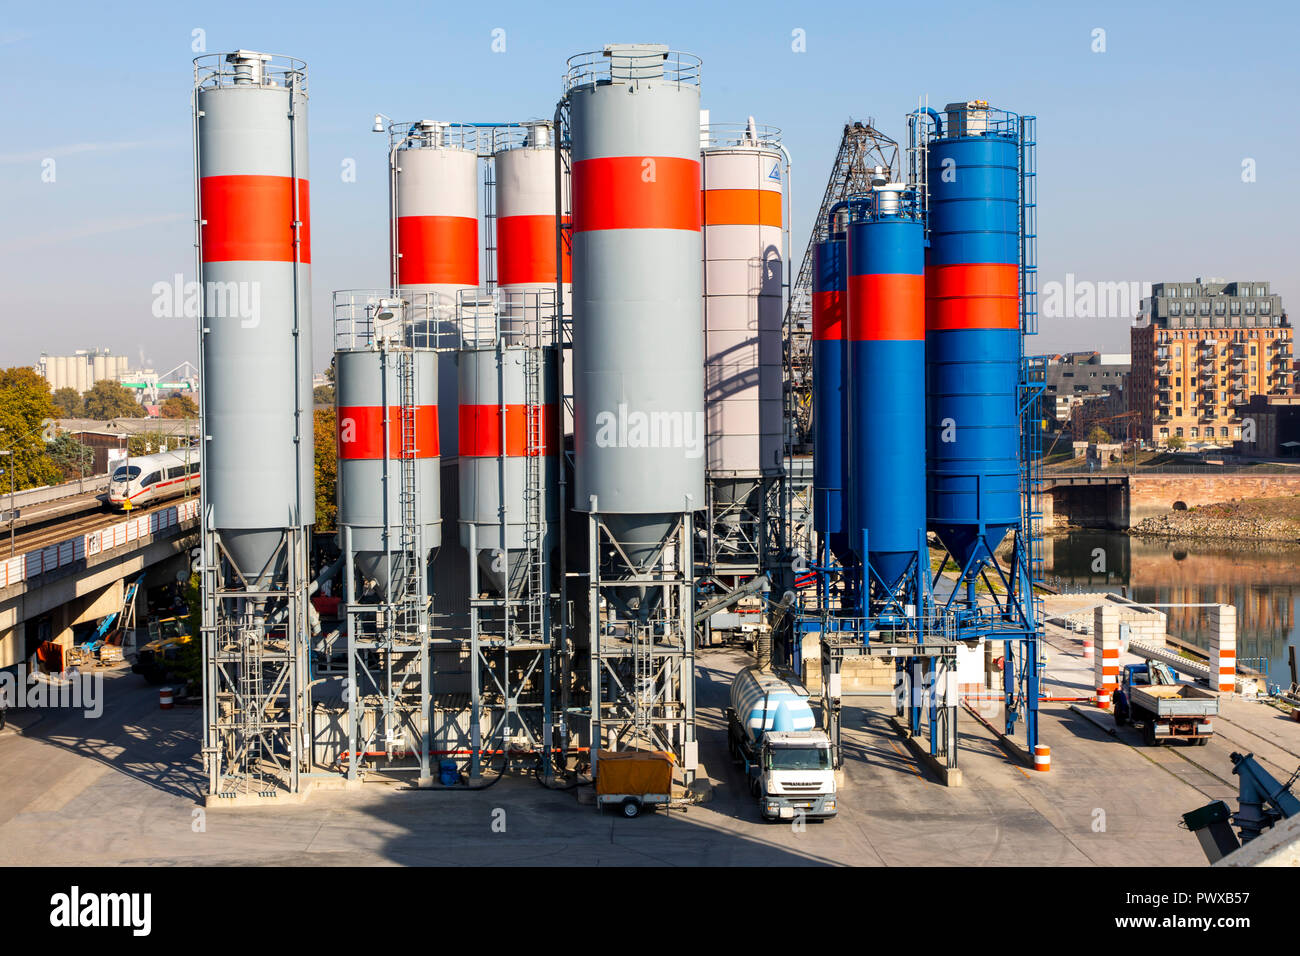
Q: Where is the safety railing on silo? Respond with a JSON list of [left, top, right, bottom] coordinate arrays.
[[564, 48, 701, 92], [193, 52, 307, 92]]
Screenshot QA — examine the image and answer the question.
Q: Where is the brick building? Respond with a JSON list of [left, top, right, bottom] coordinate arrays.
[[1131, 280, 1291, 447]]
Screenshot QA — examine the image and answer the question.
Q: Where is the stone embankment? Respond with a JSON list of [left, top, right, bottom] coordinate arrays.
[[1131, 498, 1300, 543]]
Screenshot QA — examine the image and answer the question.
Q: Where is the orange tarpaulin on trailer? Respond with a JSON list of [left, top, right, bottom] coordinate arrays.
[[594, 750, 675, 796]]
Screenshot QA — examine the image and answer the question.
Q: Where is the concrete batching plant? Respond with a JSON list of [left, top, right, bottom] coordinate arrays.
[[564, 44, 704, 780], [194, 50, 315, 795]]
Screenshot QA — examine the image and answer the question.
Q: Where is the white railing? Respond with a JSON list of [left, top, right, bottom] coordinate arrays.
[[0, 497, 200, 591]]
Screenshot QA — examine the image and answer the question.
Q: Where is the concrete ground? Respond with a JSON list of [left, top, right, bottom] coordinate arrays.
[[3, 638, 1291, 866]]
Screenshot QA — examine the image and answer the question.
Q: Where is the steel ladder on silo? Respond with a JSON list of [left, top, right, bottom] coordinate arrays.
[[394, 348, 420, 627], [522, 342, 546, 631]]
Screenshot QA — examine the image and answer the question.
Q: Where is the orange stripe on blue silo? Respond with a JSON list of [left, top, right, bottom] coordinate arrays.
[[571, 156, 701, 232], [925, 263, 1020, 331], [847, 274, 925, 341], [201, 175, 311, 263]]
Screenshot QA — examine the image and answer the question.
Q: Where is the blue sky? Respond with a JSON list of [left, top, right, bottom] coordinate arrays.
[[1, 0, 1296, 375]]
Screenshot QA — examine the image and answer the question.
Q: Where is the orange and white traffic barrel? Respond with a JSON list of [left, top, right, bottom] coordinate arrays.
[[159, 687, 174, 710], [1033, 744, 1051, 772]]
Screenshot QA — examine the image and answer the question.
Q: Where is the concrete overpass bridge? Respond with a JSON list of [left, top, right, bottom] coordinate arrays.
[[1041, 470, 1300, 529], [0, 497, 199, 674]]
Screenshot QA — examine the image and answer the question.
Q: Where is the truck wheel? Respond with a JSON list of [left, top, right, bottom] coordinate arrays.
[[749, 777, 760, 798], [1194, 737, 1209, 747], [620, 797, 641, 819], [1143, 720, 1158, 746], [1114, 700, 1128, 726]]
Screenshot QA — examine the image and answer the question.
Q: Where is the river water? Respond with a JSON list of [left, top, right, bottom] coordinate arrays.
[[1041, 530, 1299, 687]]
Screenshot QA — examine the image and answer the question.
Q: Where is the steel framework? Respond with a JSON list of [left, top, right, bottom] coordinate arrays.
[[461, 291, 559, 781], [587, 508, 698, 784]]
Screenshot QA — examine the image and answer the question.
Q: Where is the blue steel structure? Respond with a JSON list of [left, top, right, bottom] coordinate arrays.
[[914, 101, 1044, 756], [845, 192, 927, 605], [786, 101, 1043, 774], [811, 228, 851, 612]]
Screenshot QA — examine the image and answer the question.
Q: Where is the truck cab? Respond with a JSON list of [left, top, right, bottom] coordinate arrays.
[[757, 730, 837, 821]]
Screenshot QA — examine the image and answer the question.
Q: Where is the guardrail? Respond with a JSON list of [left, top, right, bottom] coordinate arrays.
[[1044, 464, 1300, 475], [7, 475, 109, 511], [0, 497, 199, 591]]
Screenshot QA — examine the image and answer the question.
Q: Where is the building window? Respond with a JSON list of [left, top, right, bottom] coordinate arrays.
[[1191, 428, 1199, 438], [1215, 302, 1226, 315], [1246, 301, 1256, 315], [1170, 303, 1181, 316], [1200, 302, 1210, 315], [1159, 428, 1169, 437], [1256, 286, 1265, 296], [1231, 302, 1241, 315], [1251, 345, 1257, 355], [1176, 427, 1185, 437], [1261, 301, 1271, 314], [1220, 427, 1229, 437]]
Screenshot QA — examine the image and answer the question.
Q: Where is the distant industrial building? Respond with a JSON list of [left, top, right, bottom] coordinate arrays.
[[1131, 279, 1291, 447], [36, 349, 129, 393], [35, 352, 198, 405], [1042, 351, 1130, 430]]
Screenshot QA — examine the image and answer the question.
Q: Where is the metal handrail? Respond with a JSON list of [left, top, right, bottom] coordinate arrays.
[[700, 122, 782, 150], [193, 52, 307, 93], [564, 48, 701, 91]]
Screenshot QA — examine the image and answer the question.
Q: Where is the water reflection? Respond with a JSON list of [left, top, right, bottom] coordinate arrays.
[[1042, 530, 1299, 683]]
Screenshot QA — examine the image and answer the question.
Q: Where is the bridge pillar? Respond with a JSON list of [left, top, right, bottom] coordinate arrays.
[[50, 579, 125, 654], [1207, 604, 1236, 694], [1093, 605, 1120, 708]]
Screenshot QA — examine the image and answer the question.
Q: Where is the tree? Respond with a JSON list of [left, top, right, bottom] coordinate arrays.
[[1087, 425, 1112, 445], [51, 387, 83, 418], [314, 406, 337, 534], [82, 379, 146, 419], [159, 393, 199, 419], [1166, 435, 1187, 451], [128, 432, 175, 456], [47, 433, 94, 482], [0, 367, 61, 490], [313, 384, 335, 407]]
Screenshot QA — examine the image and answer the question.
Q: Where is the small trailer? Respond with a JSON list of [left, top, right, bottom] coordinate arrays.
[[593, 750, 686, 818], [1115, 662, 1218, 745]]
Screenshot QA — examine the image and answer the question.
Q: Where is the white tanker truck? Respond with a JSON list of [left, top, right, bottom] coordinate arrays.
[[726, 666, 837, 822]]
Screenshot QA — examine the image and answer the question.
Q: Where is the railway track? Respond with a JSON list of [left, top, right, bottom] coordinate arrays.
[[6, 496, 198, 555]]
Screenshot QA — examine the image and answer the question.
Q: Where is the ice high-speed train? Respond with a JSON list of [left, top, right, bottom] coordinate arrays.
[[107, 448, 200, 510]]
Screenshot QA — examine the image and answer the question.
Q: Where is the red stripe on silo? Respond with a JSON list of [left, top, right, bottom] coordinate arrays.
[[200, 175, 312, 263], [497, 215, 572, 285], [812, 290, 845, 341], [337, 405, 439, 460], [847, 274, 925, 341], [925, 263, 1019, 331], [702, 189, 782, 227], [396, 215, 479, 286], [459, 404, 556, 457], [571, 156, 700, 232]]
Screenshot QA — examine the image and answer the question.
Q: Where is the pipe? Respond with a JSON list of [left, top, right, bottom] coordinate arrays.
[[922, 106, 944, 138]]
